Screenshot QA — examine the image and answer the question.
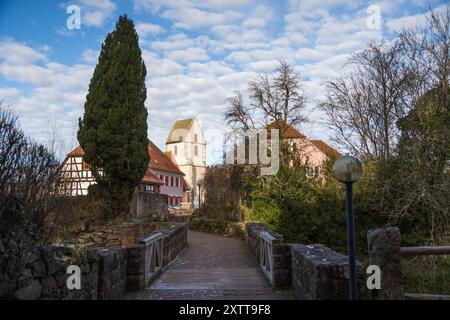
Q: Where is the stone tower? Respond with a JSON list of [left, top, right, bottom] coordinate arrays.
[[166, 117, 206, 208]]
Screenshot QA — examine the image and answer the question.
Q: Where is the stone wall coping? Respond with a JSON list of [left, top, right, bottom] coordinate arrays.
[[291, 243, 363, 268]]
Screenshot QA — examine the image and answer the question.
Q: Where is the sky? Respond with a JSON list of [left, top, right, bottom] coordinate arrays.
[[0, 0, 448, 164]]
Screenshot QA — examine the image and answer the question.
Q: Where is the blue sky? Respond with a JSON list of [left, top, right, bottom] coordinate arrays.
[[0, 0, 448, 163]]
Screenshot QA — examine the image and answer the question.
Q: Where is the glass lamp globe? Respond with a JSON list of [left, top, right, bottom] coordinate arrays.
[[333, 155, 363, 183]]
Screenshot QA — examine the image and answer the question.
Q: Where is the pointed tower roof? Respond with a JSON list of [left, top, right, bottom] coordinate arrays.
[[166, 118, 195, 144]]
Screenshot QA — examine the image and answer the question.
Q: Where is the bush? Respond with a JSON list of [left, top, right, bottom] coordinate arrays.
[[188, 216, 244, 239], [248, 159, 361, 254]]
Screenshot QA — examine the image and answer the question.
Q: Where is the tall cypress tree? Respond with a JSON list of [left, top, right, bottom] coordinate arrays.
[[78, 15, 149, 216]]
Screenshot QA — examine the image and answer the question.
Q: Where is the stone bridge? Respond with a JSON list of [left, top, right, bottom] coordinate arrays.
[[125, 230, 292, 300], [3, 221, 362, 300], [124, 222, 362, 300]]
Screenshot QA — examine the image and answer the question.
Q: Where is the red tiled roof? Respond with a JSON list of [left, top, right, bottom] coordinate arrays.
[[67, 146, 84, 157], [141, 167, 164, 185], [266, 119, 306, 139], [311, 140, 341, 158], [66, 140, 184, 176], [164, 150, 173, 159], [148, 140, 184, 175]]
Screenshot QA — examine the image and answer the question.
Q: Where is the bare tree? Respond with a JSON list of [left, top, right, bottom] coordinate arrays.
[[44, 114, 66, 161], [0, 103, 60, 239], [399, 5, 450, 106], [225, 60, 307, 133], [320, 40, 417, 160]]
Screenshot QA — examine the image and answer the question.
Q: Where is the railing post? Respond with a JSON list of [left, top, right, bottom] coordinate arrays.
[[367, 227, 403, 300]]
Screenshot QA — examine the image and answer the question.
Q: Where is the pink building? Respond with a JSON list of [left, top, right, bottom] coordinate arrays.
[[147, 141, 185, 207], [267, 119, 341, 175]]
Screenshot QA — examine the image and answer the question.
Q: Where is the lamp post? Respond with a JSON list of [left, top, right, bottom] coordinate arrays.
[[332, 154, 363, 300]]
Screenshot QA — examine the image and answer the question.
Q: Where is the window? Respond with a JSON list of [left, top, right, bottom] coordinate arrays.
[[175, 177, 179, 187], [170, 176, 174, 186], [306, 166, 318, 178], [174, 145, 177, 155], [144, 184, 154, 192], [195, 145, 198, 156], [194, 134, 198, 143], [165, 176, 169, 185], [82, 161, 90, 171]]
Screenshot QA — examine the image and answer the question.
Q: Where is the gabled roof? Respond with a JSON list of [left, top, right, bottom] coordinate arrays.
[[266, 119, 306, 139], [141, 167, 164, 185], [264, 120, 341, 159], [166, 118, 195, 144], [67, 146, 84, 157], [148, 140, 184, 175], [310, 140, 341, 159], [65, 140, 184, 177]]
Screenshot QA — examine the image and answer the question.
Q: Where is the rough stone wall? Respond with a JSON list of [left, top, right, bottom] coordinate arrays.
[[1, 223, 187, 300], [245, 222, 366, 298], [1, 244, 99, 300], [96, 248, 127, 300], [272, 243, 292, 289], [130, 190, 168, 217], [125, 244, 147, 291], [291, 244, 365, 300], [367, 227, 403, 300]]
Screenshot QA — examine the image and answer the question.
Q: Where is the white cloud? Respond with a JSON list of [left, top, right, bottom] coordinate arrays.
[[0, 39, 47, 65], [82, 48, 99, 64], [242, 5, 273, 28], [385, 13, 427, 32], [133, 0, 244, 30], [0, 87, 21, 101], [136, 22, 166, 38], [188, 61, 234, 75], [166, 47, 209, 63]]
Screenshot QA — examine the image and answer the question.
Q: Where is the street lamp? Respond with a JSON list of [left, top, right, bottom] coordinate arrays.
[[333, 154, 363, 300]]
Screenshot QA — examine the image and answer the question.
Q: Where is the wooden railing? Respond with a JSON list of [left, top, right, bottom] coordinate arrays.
[[141, 232, 163, 285], [259, 231, 275, 284], [400, 246, 450, 256]]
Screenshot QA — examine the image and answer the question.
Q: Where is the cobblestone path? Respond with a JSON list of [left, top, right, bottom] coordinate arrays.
[[125, 230, 294, 300]]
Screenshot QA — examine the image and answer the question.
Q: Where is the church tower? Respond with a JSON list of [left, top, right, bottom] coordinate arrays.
[[166, 117, 206, 208]]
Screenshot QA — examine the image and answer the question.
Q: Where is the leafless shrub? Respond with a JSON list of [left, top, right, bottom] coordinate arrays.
[[0, 103, 60, 241]]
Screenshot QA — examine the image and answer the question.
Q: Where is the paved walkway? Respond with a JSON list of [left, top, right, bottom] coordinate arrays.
[[125, 230, 293, 300]]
